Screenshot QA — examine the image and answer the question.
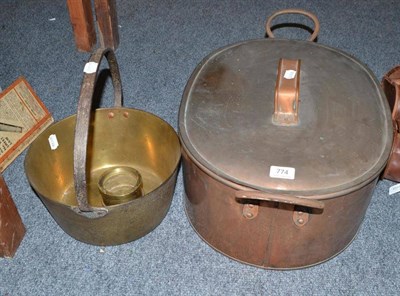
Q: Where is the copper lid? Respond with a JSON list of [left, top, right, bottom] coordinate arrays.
[[179, 39, 392, 197]]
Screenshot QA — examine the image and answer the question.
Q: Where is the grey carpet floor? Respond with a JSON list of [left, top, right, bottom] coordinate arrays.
[[0, 0, 399, 295]]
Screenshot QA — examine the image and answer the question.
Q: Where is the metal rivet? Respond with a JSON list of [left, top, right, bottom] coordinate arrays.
[[123, 112, 129, 118], [297, 211, 303, 215], [108, 112, 114, 119], [245, 212, 253, 219], [297, 218, 304, 224]]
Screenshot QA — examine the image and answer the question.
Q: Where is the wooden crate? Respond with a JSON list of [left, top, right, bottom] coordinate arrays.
[[0, 174, 26, 258], [67, 0, 119, 52]]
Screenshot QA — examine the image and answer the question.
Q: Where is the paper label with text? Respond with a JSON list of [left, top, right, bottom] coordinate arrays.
[[269, 166, 296, 180], [0, 77, 53, 172]]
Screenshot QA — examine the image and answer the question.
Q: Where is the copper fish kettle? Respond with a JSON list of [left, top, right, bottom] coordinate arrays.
[[178, 9, 394, 269], [25, 48, 181, 246]]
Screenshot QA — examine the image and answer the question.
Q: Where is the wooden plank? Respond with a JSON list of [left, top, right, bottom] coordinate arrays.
[[67, 0, 97, 52], [94, 0, 120, 50], [0, 174, 25, 258]]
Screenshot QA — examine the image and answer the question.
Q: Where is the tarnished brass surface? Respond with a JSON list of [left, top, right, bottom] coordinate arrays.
[[25, 108, 180, 246], [25, 48, 180, 245]]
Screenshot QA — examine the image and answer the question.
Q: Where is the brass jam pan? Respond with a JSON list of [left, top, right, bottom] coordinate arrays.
[[25, 48, 181, 246]]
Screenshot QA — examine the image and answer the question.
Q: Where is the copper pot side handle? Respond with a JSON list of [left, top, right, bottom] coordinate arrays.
[[235, 190, 325, 209], [265, 9, 320, 42], [73, 48, 123, 218]]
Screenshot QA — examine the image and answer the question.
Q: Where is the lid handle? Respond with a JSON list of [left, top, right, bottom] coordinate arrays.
[[273, 58, 301, 126], [265, 9, 320, 42]]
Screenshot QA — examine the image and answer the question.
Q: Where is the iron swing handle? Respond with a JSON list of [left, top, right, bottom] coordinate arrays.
[[73, 47, 123, 218]]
